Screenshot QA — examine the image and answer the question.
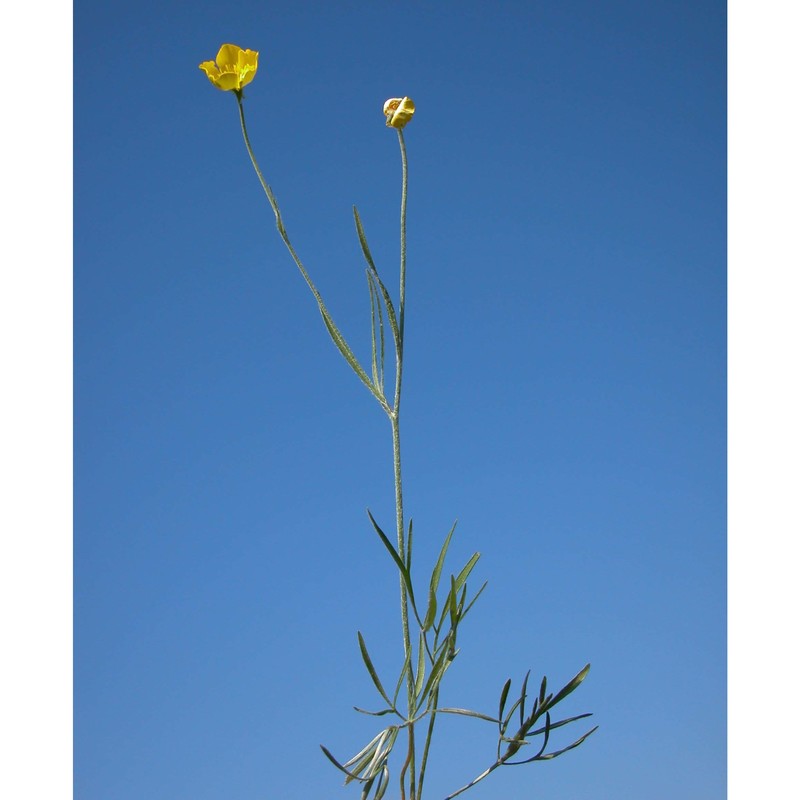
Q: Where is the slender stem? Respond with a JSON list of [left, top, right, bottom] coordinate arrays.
[[237, 91, 422, 796], [235, 92, 390, 413], [391, 126, 417, 798], [443, 763, 500, 800], [397, 129, 409, 357], [235, 93, 308, 288], [416, 688, 439, 800]]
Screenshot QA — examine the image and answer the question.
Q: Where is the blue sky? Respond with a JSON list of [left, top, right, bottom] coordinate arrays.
[[74, 1, 726, 798]]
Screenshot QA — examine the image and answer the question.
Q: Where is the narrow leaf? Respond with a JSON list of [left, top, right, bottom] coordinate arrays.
[[528, 712, 594, 737], [353, 206, 400, 347], [414, 631, 426, 700], [357, 632, 392, 706], [417, 644, 452, 708], [367, 510, 417, 613], [353, 205, 379, 273], [320, 745, 369, 783], [544, 663, 591, 711], [422, 584, 437, 632], [449, 575, 458, 630], [430, 522, 457, 597], [439, 553, 481, 629], [525, 725, 599, 763], [366, 271, 386, 391], [498, 678, 512, 726], [374, 765, 390, 800], [353, 706, 396, 717], [460, 580, 488, 621], [453, 552, 481, 592], [366, 271, 380, 390], [318, 303, 382, 405], [519, 670, 531, 728], [438, 707, 499, 723], [392, 649, 411, 708], [503, 695, 524, 729]]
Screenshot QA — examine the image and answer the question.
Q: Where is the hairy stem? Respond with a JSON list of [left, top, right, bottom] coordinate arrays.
[[391, 126, 418, 798], [235, 92, 390, 412]]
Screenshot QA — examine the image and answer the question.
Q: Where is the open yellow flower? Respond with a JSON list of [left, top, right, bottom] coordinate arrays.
[[199, 44, 259, 92], [383, 97, 415, 129]]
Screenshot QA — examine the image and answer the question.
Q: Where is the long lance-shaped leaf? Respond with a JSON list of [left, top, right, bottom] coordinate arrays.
[[321, 731, 384, 784], [342, 727, 398, 785], [357, 631, 392, 706], [453, 552, 481, 592], [498, 678, 512, 736], [519, 670, 531, 729], [432, 576, 456, 640], [422, 584, 437, 633], [361, 727, 397, 782], [533, 711, 552, 759], [430, 522, 457, 595], [437, 552, 480, 631], [437, 707, 499, 723], [366, 271, 385, 393], [527, 712, 594, 737], [366, 510, 418, 618], [423, 522, 457, 631], [321, 745, 369, 783], [450, 583, 468, 659], [318, 302, 386, 409], [448, 575, 458, 638], [542, 663, 591, 712], [374, 272, 386, 394], [366, 271, 377, 388], [418, 638, 455, 709], [538, 725, 599, 760], [509, 724, 599, 765], [360, 777, 376, 800], [342, 731, 385, 770], [353, 706, 396, 717], [392, 648, 412, 709], [373, 764, 390, 800], [414, 631, 427, 701], [502, 693, 524, 733], [460, 580, 488, 623], [353, 206, 400, 348]]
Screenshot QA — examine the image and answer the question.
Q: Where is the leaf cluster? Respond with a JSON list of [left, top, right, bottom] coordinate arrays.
[[321, 515, 484, 798]]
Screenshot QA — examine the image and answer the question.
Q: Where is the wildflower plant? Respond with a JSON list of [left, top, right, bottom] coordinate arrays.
[[199, 42, 597, 800]]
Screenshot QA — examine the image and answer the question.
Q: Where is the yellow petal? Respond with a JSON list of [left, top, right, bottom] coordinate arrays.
[[213, 70, 243, 91], [200, 45, 260, 91], [216, 43, 243, 70], [199, 60, 219, 79], [236, 48, 259, 88]]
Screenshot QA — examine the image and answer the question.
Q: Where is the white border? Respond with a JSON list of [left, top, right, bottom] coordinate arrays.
[[0, 4, 73, 799], [729, 1, 800, 796]]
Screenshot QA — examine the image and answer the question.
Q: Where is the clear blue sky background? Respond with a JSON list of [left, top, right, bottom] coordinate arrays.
[[74, 1, 726, 798]]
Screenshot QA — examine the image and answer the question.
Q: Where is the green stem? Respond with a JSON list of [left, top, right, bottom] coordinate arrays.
[[397, 129, 409, 352], [391, 126, 417, 799], [235, 92, 389, 413], [417, 688, 440, 800]]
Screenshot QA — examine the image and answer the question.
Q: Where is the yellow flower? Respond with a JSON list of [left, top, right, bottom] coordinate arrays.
[[383, 97, 415, 129], [199, 44, 259, 92]]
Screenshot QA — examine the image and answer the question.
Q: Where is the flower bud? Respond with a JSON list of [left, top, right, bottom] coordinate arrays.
[[383, 97, 415, 129]]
